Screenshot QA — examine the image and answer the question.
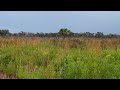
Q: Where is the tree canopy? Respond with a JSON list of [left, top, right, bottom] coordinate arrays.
[[0, 29, 119, 38], [58, 28, 73, 37]]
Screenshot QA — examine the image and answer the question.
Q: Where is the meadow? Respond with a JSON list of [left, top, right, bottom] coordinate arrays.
[[0, 36, 120, 79]]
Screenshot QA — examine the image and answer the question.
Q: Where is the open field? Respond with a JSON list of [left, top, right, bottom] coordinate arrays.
[[1, 37, 120, 79]]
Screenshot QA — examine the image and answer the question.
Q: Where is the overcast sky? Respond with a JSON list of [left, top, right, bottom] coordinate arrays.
[[0, 11, 120, 34]]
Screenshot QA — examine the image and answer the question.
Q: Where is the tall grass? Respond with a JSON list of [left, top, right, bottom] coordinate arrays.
[[0, 37, 120, 79]]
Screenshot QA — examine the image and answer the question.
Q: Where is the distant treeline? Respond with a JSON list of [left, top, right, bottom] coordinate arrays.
[[0, 28, 119, 38]]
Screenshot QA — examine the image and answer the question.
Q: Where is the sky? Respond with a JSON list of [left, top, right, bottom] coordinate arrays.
[[0, 11, 120, 34]]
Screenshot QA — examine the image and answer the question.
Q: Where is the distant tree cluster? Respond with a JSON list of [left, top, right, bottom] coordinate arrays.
[[0, 29, 10, 36], [0, 28, 119, 38]]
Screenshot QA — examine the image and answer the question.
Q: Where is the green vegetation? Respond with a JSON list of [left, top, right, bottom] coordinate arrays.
[[0, 37, 120, 79], [0, 29, 120, 38]]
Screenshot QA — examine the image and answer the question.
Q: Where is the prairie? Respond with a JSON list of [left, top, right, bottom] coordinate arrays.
[[0, 37, 120, 79]]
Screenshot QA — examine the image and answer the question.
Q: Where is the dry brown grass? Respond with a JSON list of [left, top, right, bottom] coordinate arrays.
[[0, 72, 18, 79], [1, 37, 120, 79]]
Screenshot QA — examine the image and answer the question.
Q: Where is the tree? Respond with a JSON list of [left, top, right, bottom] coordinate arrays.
[[58, 28, 73, 37], [84, 32, 94, 37], [18, 31, 29, 36], [95, 32, 104, 38], [0, 29, 10, 36]]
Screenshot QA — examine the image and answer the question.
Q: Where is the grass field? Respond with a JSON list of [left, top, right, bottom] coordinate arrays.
[[1, 37, 120, 79]]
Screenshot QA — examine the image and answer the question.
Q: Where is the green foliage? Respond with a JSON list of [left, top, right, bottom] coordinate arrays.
[[58, 28, 73, 37], [0, 29, 10, 36], [1, 38, 120, 79]]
